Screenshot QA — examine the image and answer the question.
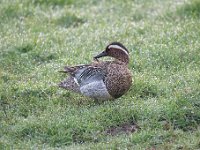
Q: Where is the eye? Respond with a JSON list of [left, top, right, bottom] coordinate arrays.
[[106, 47, 111, 52]]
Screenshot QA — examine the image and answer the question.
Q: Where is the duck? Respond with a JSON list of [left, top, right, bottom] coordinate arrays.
[[59, 42, 132, 101]]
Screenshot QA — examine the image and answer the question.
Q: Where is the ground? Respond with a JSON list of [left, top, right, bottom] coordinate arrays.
[[0, 0, 200, 149]]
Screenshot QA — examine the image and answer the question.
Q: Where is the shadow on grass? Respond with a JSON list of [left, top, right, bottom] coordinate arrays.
[[0, 3, 33, 22], [54, 13, 85, 28], [0, 43, 59, 74], [177, 0, 200, 18], [33, 0, 78, 6], [33, 0, 99, 7]]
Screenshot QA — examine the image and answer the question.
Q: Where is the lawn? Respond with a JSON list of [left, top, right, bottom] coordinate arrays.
[[0, 0, 200, 149]]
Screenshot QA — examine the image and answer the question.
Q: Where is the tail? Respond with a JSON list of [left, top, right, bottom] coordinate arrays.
[[58, 76, 80, 93], [59, 66, 77, 76], [59, 64, 90, 93], [59, 65, 90, 76]]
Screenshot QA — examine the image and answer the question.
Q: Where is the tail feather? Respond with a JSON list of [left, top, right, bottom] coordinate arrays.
[[59, 70, 68, 73], [60, 65, 90, 75], [58, 76, 80, 93], [59, 64, 91, 93], [59, 66, 77, 75]]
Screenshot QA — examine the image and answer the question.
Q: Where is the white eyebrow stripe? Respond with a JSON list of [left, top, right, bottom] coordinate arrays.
[[108, 45, 129, 55]]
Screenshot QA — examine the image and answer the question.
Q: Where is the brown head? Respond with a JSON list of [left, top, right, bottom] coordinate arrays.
[[94, 42, 129, 64]]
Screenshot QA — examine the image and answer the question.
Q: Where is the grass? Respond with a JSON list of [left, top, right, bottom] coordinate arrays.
[[0, 0, 200, 149]]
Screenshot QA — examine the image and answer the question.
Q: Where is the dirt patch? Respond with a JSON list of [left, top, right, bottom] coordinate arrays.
[[105, 121, 140, 136]]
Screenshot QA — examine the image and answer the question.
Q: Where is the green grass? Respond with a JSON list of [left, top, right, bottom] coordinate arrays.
[[0, 0, 200, 149]]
